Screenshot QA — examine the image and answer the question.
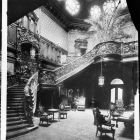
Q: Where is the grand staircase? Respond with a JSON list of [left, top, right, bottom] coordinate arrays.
[[54, 41, 138, 84], [6, 85, 37, 139]]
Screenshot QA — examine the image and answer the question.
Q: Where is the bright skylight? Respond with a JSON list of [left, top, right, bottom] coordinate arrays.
[[115, 0, 127, 9], [103, 0, 115, 15], [90, 5, 101, 21], [65, 0, 80, 16]]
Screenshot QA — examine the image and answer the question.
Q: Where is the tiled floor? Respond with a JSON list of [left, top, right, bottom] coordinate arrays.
[[10, 109, 134, 140]]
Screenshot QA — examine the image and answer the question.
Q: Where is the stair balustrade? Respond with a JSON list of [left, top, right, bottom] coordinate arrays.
[[121, 41, 138, 58], [54, 41, 138, 84], [39, 69, 56, 86], [24, 71, 39, 126]]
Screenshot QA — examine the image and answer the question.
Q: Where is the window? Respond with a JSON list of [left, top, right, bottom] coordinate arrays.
[[111, 78, 124, 85], [111, 88, 115, 103], [110, 78, 124, 103], [65, 0, 80, 16], [90, 5, 101, 21], [103, 0, 115, 15]]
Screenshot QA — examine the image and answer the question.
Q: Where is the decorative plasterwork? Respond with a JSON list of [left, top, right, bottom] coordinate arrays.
[[54, 41, 138, 84], [74, 39, 88, 49], [121, 41, 138, 57], [28, 12, 39, 23], [17, 27, 40, 51], [95, 41, 121, 56], [39, 69, 56, 85]]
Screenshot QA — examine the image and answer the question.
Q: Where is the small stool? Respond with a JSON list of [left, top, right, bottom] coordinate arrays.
[[59, 111, 67, 119], [39, 113, 52, 125]]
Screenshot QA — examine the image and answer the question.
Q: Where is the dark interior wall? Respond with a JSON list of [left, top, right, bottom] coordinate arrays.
[[64, 61, 137, 109], [39, 88, 60, 109]]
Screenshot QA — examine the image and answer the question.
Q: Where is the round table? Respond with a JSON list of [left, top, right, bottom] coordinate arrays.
[[47, 109, 60, 121]]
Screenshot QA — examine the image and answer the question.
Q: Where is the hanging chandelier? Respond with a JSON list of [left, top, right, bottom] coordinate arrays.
[[98, 56, 105, 87]]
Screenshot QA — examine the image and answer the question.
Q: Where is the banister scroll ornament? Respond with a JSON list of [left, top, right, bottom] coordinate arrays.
[[24, 72, 39, 126]]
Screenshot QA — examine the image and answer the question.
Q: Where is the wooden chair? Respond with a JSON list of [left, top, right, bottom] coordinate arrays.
[[59, 104, 67, 119], [39, 112, 52, 125], [93, 108, 115, 139]]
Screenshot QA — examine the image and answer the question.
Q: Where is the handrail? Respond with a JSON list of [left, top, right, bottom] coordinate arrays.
[[38, 41, 138, 86], [54, 41, 121, 82], [24, 71, 39, 125], [54, 41, 138, 84]]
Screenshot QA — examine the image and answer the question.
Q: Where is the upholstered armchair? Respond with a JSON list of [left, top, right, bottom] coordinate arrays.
[[93, 108, 115, 139]]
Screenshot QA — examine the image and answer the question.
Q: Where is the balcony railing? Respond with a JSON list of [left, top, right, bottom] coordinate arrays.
[[24, 71, 39, 125]]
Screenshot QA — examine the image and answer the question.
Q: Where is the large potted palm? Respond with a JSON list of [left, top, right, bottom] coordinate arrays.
[[84, 0, 132, 43]]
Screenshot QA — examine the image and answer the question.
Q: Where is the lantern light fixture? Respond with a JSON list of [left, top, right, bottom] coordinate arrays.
[[98, 56, 105, 87]]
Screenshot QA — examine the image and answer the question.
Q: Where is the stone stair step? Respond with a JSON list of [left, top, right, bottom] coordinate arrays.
[[6, 84, 38, 139], [7, 109, 24, 113], [7, 97, 25, 100], [7, 106, 24, 109], [7, 95, 25, 98], [7, 88, 24, 92], [8, 87, 24, 90], [7, 119, 28, 126], [7, 116, 25, 122], [7, 103, 23, 106], [6, 125, 38, 139], [7, 92, 25, 95], [7, 123, 30, 132], [7, 100, 23, 103], [8, 85, 25, 88], [7, 113, 24, 117], [8, 92, 24, 94]]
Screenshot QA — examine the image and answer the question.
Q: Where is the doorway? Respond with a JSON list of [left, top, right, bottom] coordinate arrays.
[[110, 78, 124, 104]]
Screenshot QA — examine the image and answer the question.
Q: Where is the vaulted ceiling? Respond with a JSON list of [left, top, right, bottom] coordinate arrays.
[[44, 0, 129, 31], [8, 0, 130, 32]]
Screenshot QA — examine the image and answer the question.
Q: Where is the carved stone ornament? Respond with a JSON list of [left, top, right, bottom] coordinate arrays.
[[121, 41, 138, 57], [40, 70, 56, 85], [55, 41, 138, 83], [17, 27, 39, 50]]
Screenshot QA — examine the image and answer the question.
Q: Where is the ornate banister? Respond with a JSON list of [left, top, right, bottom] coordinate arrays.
[[54, 41, 138, 84], [121, 41, 138, 57], [24, 71, 39, 126]]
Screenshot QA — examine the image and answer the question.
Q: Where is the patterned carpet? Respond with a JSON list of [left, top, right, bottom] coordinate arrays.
[[10, 109, 134, 140]]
